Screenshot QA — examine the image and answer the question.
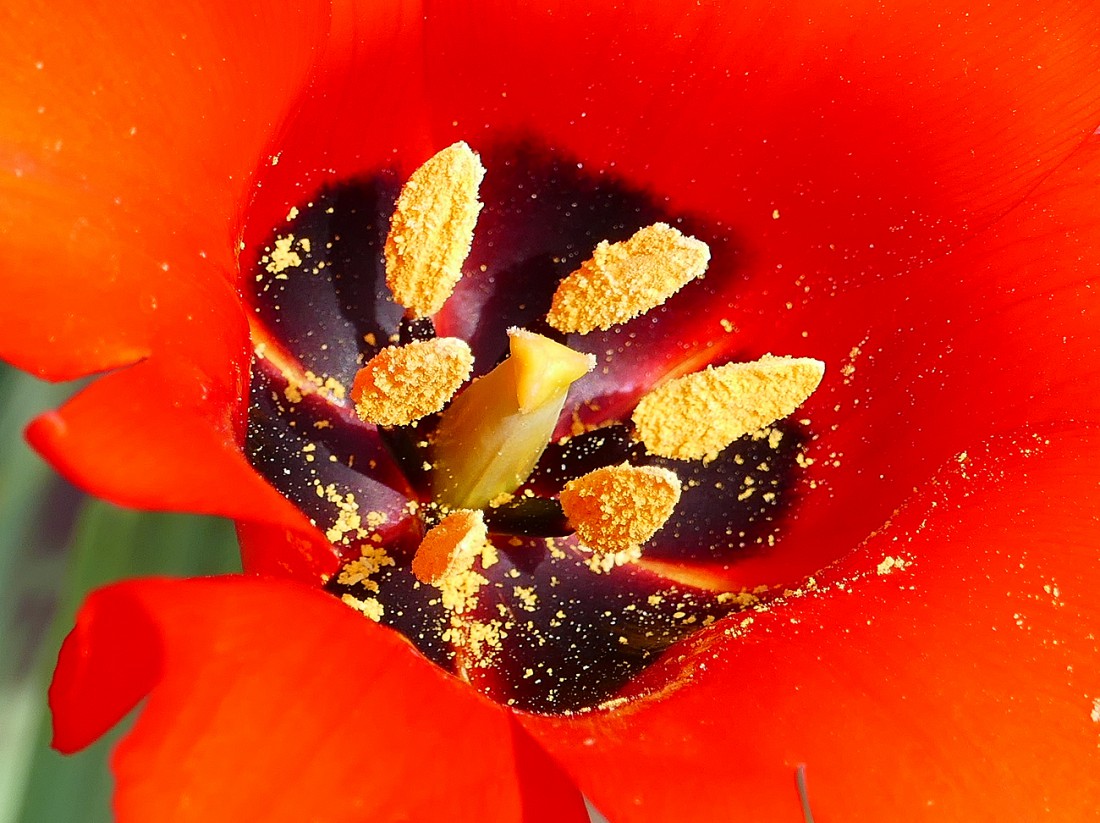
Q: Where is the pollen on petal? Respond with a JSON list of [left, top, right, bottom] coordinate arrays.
[[412, 509, 488, 586], [632, 354, 825, 461], [559, 463, 682, 555], [341, 593, 385, 622], [545, 223, 710, 334], [351, 337, 473, 427], [385, 141, 486, 318]]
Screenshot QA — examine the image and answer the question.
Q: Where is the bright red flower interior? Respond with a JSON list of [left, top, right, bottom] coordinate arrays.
[[7, 0, 1099, 816], [243, 138, 822, 712]]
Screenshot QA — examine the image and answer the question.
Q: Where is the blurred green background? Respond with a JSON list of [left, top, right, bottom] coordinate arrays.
[[0, 365, 240, 823]]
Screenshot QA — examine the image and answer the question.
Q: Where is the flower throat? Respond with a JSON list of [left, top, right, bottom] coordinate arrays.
[[245, 139, 823, 714]]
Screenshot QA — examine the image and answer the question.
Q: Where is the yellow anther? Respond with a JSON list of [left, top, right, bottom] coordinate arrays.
[[385, 141, 485, 318], [351, 337, 473, 427], [559, 463, 682, 555], [412, 509, 488, 586], [632, 354, 825, 461], [546, 223, 710, 334]]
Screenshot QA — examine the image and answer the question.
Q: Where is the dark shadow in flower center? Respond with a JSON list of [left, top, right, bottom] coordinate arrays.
[[244, 138, 811, 713]]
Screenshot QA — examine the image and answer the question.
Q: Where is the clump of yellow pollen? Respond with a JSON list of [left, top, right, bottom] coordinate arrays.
[[546, 222, 710, 334], [384, 141, 485, 318], [412, 509, 488, 586], [632, 354, 826, 461], [351, 337, 474, 427], [559, 463, 682, 555]]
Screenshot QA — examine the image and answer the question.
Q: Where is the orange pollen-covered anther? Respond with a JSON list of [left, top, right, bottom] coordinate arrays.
[[412, 509, 488, 586], [546, 222, 710, 334], [632, 354, 826, 461], [351, 337, 474, 427], [384, 141, 486, 318], [559, 463, 682, 555]]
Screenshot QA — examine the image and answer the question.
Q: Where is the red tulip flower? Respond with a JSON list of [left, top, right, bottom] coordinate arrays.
[[4, 0, 1100, 820]]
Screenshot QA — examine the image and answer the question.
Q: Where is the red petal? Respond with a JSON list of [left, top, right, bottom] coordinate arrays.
[[415, 0, 1100, 421], [420, 0, 1100, 247], [0, 1, 326, 378], [24, 357, 339, 573], [51, 576, 588, 823], [708, 135, 1100, 590], [257, 0, 1100, 253], [525, 425, 1100, 820], [0, 0, 337, 563]]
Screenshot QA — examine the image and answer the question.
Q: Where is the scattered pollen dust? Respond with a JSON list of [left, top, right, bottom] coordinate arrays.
[[265, 234, 302, 274], [341, 593, 384, 622], [839, 335, 871, 385], [1042, 581, 1064, 607], [336, 544, 395, 591], [280, 370, 346, 407], [876, 555, 910, 575], [585, 545, 643, 574]]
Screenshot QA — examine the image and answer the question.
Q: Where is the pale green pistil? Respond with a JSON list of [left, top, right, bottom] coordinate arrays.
[[430, 329, 594, 510]]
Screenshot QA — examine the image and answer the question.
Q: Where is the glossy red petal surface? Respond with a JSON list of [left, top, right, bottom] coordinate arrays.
[[431, 0, 1100, 242], [418, 0, 1100, 395], [51, 576, 588, 823], [525, 425, 1100, 820], [259, 0, 1100, 261], [0, 0, 336, 537], [0, 0, 326, 379], [25, 357, 325, 543], [709, 137, 1100, 590]]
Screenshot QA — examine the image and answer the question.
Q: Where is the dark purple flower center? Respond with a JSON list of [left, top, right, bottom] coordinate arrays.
[[244, 139, 811, 713]]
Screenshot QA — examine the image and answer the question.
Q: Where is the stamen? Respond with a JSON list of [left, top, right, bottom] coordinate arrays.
[[412, 509, 488, 586], [559, 463, 682, 555], [384, 141, 486, 318], [351, 337, 474, 427], [546, 223, 710, 334], [632, 354, 825, 461]]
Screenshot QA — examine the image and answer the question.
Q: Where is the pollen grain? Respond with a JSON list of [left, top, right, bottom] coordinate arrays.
[[546, 223, 710, 334], [412, 509, 488, 586], [351, 337, 473, 427], [385, 141, 486, 318], [560, 463, 682, 555], [632, 354, 825, 461]]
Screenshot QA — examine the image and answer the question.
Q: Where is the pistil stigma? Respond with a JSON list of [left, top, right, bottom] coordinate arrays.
[[431, 329, 594, 510]]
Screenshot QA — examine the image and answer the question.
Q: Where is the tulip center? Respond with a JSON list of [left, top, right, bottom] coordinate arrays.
[[244, 139, 824, 713]]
